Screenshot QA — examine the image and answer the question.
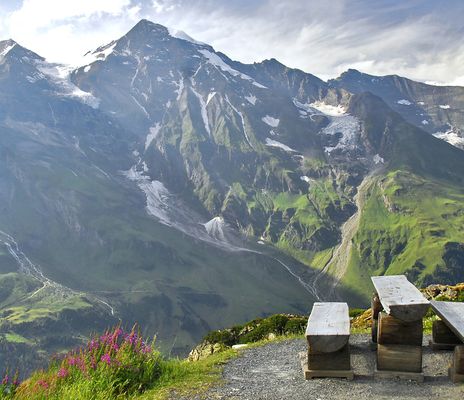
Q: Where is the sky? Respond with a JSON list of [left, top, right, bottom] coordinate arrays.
[[0, 0, 463, 85]]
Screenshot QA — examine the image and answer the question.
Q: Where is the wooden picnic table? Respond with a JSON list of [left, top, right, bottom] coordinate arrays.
[[305, 302, 350, 353], [371, 275, 430, 322], [371, 275, 430, 381], [303, 302, 353, 380], [430, 300, 464, 343], [431, 301, 464, 383]]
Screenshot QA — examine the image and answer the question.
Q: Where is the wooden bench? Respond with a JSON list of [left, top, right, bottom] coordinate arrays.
[[372, 275, 430, 322], [371, 275, 430, 382], [301, 302, 353, 380], [430, 300, 464, 383]]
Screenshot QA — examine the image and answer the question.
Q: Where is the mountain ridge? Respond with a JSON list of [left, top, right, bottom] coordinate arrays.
[[0, 19, 464, 375]]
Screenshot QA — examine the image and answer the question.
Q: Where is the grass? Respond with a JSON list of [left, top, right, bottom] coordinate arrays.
[[342, 170, 464, 301], [3, 334, 33, 345], [136, 349, 238, 400], [310, 247, 334, 270], [4, 289, 462, 400]]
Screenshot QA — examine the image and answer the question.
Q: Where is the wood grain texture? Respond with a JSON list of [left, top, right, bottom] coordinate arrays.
[[371, 275, 429, 321], [449, 367, 464, 383], [300, 352, 354, 380], [432, 320, 461, 345], [307, 344, 351, 371], [305, 302, 350, 353], [431, 301, 464, 343], [454, 346, 464, 374], [377, 312, 423, 346], [376, 344, 422, 373]]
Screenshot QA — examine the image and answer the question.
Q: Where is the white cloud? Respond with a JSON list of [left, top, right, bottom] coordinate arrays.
[[3, 0, 139, 64], [152, 0, 177, 13], [1, 0, 463, 86], [8, 0, 131, 33]]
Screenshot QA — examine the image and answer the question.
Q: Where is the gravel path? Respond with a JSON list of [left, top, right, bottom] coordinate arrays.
[[199, 335, 463, 400]]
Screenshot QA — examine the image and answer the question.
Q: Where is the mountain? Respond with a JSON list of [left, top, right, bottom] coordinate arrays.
[[1, 19, 464, 374], [0, 33, 318, 373], [330, 68, 464, 149]]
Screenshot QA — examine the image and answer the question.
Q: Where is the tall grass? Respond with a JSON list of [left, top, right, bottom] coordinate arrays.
[[11, 326, 162, 400], [1, 324, 239, 400]]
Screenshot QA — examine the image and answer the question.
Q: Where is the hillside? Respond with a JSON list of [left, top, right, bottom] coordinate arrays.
[[1, 282, 462, 399], [0, 18, 464, 373]]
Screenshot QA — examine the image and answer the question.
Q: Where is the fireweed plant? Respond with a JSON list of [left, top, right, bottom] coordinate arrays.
[[13, 326, 163, 399], [0, 371, 20, 399]]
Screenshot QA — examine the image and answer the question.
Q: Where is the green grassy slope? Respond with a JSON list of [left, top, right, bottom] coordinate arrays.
[[343, 170, 464, 301]]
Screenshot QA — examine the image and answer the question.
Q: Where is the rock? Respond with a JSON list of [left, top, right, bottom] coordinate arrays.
[[232, 344, 248, 350], [421, 283, 464, 300], [188, 341, 227, 362]]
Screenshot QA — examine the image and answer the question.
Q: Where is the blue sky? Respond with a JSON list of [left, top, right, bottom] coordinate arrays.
[[0, 0, 463, 84]]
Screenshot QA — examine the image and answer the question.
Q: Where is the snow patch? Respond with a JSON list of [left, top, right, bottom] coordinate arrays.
[[25, 72, 45, 83], [123, 166, 172, 226], [321, 115, 361, 154], [439, 104, 451, 109], [198, 49, 267, 88], [167, 27, 205, 45], [0, 42, 16, 56], [245, 94, 257, 105], [309, 101, 346, 116], [433, 127, 464, 149], [225, 96, 254, 149], [265, 138, 297, 153], [81, 41, 117, 66], [397, 99, 412, 106], [421, 120, 429, 125], [173, 78, 184, 100], [190, 86, 211, 136], [206, 91, 216, 106], [262, 115, 280, 128], [123, 166, 246, 251], [373, 154, 384, 164], [204, 217, 225, 241], [36, 63, 100, 109], [145, 122, 161, 150], [300, 176, 310, 183]]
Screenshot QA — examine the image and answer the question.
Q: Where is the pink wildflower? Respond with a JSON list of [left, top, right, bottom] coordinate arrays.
[[88, 339, 99, 351], [101, 353, 111, 365], [126, 331, 138, 346], [141, 345, 152, 354], [1, 374, 8, 385], [57, 368, 69, 378], [36, 379, 49, 389]]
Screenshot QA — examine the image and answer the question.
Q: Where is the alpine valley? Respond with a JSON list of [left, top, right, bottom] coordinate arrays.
[[1, 20, 464, 374]]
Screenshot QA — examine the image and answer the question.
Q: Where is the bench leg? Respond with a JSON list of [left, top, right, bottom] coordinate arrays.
[[430, 320, 461, 351], [371, 292, 382, 344], [449, 345, 464, 383], [301, 344, 354, 380]]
